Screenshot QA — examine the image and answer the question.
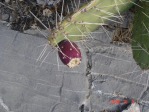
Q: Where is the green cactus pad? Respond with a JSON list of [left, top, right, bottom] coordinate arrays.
[[132, 0, 149, 69], [49, 0, 136, 46]]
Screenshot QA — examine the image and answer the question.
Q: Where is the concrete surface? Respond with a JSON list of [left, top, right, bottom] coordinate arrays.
[[0, 21, 149, 112]]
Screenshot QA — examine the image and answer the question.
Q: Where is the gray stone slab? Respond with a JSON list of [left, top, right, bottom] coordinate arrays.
[[88, 28, 149, 111], [0, 23, 87, 112]]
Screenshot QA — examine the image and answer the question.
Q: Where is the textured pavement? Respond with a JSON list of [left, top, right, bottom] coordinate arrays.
[[0, 21, 149, 112]]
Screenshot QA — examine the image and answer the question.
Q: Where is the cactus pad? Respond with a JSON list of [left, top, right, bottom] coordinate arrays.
[[132, 0, 149, 69], [48, 0, 136, 46]]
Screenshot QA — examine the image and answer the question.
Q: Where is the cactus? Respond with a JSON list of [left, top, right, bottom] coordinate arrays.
[[48, 0, 137, 46], [131, 0, 149, 69]]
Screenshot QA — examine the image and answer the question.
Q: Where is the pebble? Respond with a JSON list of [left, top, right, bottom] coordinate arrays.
[[1, 14, 9, 21], [36, 0, 46, 5], [5, 0, 10, 3], [9, 15, 15, 22]]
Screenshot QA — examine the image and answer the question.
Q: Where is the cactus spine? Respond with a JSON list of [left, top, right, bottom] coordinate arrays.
[[132, 0, 149, 69], [48, 0, 136, 46]]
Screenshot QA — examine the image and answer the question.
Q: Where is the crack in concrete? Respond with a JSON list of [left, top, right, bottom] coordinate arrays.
[[59, 74, 64, 102], [79, 50, 93, 112]]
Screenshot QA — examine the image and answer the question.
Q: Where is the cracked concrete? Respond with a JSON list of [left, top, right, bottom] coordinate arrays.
[[0, 18, 149, 112]]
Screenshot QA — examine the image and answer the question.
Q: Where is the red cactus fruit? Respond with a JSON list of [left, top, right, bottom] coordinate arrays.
[[58, 40, 82, 68]]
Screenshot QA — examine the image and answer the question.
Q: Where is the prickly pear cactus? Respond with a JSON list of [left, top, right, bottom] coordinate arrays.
[[132, 0, 149, 69], [49, 0, 136, 46]]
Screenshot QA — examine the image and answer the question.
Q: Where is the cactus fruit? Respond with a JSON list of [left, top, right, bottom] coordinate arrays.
[[131, 0, 149, 69], [48, 0, 137, 46], [58, 40, 82, 68]]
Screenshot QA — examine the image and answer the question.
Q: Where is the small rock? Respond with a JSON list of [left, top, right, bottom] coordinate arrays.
[[9, 15, 15, 22], [5, 0, 10, 3], [47, 0, 55, 5], [6, 23, 11, 27], [36, 0, 46, 5], [1, 14, 9, 21], [43, 8, 52, 17]]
